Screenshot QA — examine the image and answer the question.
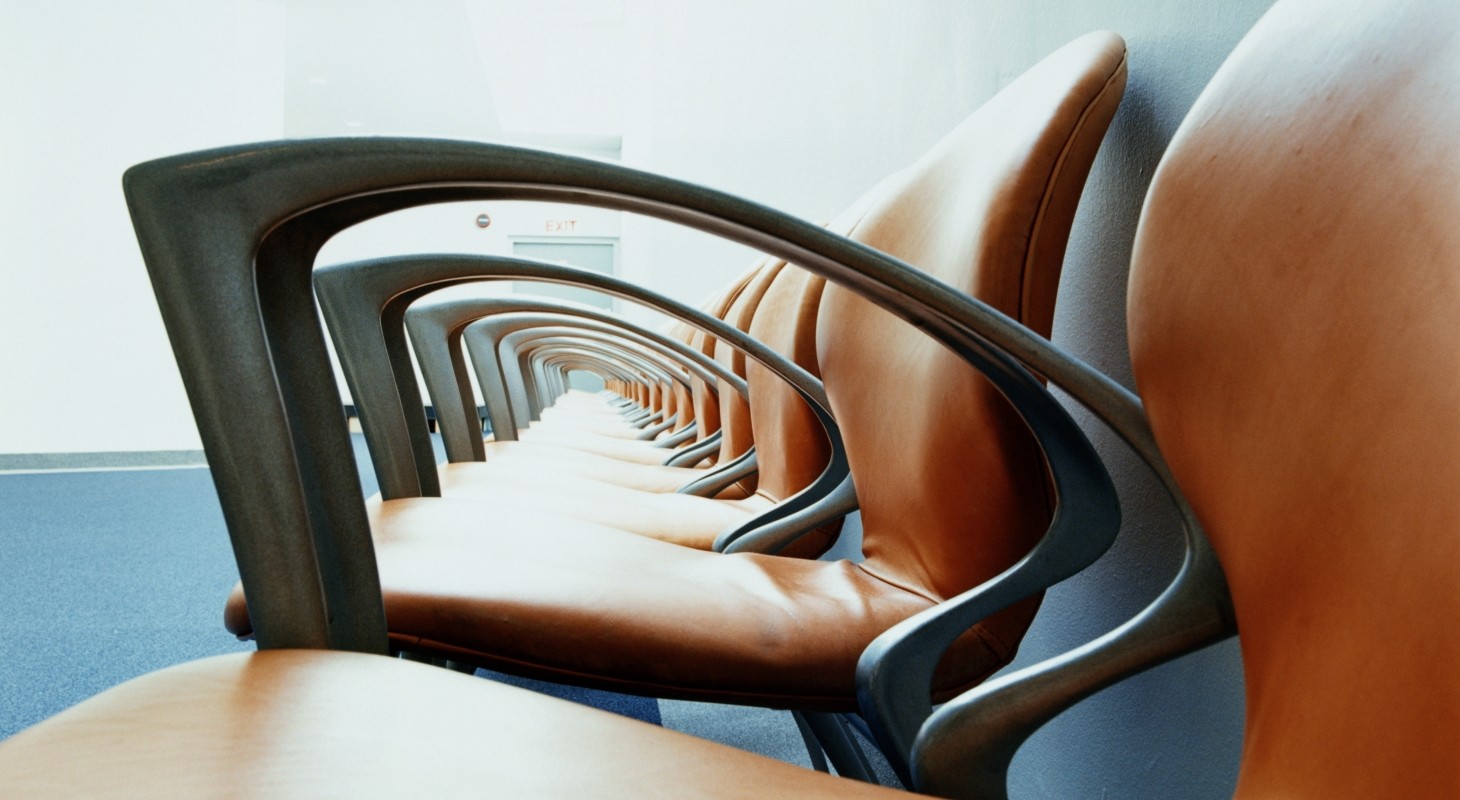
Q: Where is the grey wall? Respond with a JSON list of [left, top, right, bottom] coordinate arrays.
[[978, 2, 1277, 798]]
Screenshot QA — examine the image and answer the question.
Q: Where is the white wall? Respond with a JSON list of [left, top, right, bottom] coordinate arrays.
[[615, 0, 999, 325], [0, 2, 285, 454], [0, 0, 1032, 454]]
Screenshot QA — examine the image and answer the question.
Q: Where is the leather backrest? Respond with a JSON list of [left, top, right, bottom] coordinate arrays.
[[1127, 1, 1460, 796], [688, 261, 765, 441], [737, 172, 913, 502], [714, 259, 785, 465], [743, 265, 830, 502], [817, 31, 1127, 621]]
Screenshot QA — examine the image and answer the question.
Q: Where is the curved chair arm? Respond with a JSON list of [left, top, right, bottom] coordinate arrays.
[[534, 350, 696, 445], [437, 305, 751, 487], [677, 448, 760, 504], [484, 310, 735, 417], [499, 330, 688, 429], [406, 296, 739, 461], [122, 142, 1214, 780], [855, 343, 1236, 788], [462, 317, 620, 442], [319, 254, 785, 500], [320, 251, 854, 558], [532, 351, 631, 412], [521, 345, 658, 424], [318, 262, 682, 498], [522, 337, 698, 438], [511, 334, 676, 419], [529, 338, 687, 433], [533, 352, 665, 421], [470, 269, 851, 554], [650, 420, 701, 450], [410, 297, 744, 451], [663, 430, 724, 467]]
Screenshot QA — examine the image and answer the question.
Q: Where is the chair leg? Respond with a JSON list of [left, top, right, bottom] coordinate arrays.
[[791, 710, 832, 773], [794, 711, 877, 783]]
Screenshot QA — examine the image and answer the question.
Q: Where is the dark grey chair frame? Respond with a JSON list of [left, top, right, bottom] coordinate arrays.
[[313, 255, 805, 503], [498, 329, 687, 430], [317, 253, 838, 553], [452, 307, 731, 468], [453, 307, 723, 454], [405, 295, 724, 459], [474, 315, 728, 453], [521, 338, 694, 434], [528, 340, 682, 426], [124, 138, 1233, 796]]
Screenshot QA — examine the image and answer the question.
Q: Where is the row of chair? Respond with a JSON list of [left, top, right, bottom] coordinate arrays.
[[216, 32, 1130, 782], [1, 0, 1455, 795]]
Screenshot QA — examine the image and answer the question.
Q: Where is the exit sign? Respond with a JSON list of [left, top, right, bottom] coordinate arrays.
[[545, 219, 578, 233]]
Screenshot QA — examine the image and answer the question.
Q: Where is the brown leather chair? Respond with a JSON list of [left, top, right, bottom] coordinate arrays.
[[448, 260, 767, 472], [307, 250, 845, 549], [1127, 0, 1460, 793], [432, 259, 840, 546], [868, 0, 1460, 795], [214, 30, 1128, 734], [456, 258, 786, 485], [0, 28, 1127, 794], [402, 294, 753, 490]]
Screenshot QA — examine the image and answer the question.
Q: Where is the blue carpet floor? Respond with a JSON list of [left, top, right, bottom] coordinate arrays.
[[0, 437, 659, 739], [0, 467, 253, 739], [0, 436, 874, 780], [0, 450, 892, 782]]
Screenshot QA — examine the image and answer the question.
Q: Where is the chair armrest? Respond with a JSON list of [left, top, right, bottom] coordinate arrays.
[[407, 296, 742, 463], [123, 140, 1199, 742], [316, 250, 850, 554], [861, 319, 1236, 794]]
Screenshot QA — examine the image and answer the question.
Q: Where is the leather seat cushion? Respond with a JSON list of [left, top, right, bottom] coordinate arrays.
[[0, 650, 910, 798], [531, 410, 652, 439], [511, 428, 682, 465], [437, 463, 764, 548], [481, 438, 669, 467], [225, 498, 1014, 710], [449, 452, 710, 493]]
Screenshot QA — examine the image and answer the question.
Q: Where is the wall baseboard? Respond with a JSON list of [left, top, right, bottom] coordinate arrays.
[[0, 450, 208, 473]]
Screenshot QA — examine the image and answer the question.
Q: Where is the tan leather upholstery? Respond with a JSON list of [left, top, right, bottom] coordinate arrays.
[[226, 32, 1129, 711], [232, 497, 1001, 708], [433, 469, 764, 547], [431, 257, 841, 546], [445, 267, 760, 492], [0, 651, 908, 798], [486, 432, 678, 465], [819, 30, 1125, 605], [708, 259, 784, 469], [1127, 0, 1459, 796], [477, 260, 776, 483], [744, 266, 831, 503]]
